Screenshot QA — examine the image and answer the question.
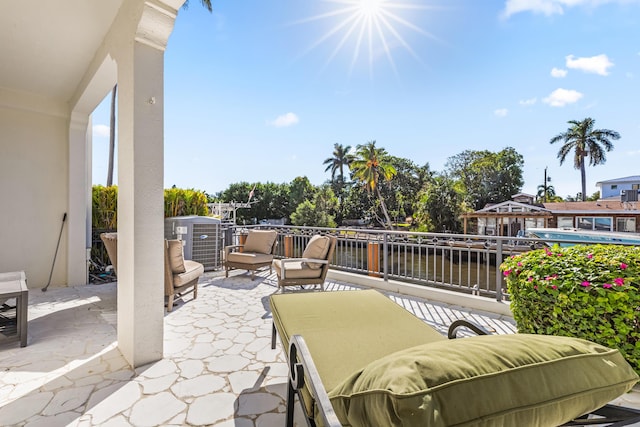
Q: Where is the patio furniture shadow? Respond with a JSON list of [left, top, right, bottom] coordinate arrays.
[[234, 367, 308, 426]]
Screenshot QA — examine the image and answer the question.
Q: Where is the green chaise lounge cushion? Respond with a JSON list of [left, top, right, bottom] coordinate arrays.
[[270, 290, 445, 416], [328, 334, 639, 427]]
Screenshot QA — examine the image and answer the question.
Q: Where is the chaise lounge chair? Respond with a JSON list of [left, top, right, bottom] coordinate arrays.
[[272, 235, 337, 291], [224, 230, 278, 279], [270, 289, 640, 427]]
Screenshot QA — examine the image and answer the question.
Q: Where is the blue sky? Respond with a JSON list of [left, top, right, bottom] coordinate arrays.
[[92, 0, 640, 200]]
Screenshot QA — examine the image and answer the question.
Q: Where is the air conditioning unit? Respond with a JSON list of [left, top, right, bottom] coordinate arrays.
[[164, 216, 223, 271], [621, 190, 639, 202]]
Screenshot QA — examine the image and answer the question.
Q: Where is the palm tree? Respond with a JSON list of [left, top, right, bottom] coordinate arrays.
[[323, 143, 353, 187], [182, 0, 212, 12], [536, 184, 555, 202], [550, 118, 620, 201], [106, 84, 117, 186], [105, 1, 213, 186], [350, 141, 397, 228]]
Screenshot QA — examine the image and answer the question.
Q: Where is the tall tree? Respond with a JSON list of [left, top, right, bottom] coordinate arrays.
[[182, 0, 212, 12], [379, 157, 432, 223], [549, 117, 620, 201], [105, 0, 213, 185], [323, 143, 353, 189], [414, 174, 463, 232], [536, 184, 556, 202], [350, 141, 397, 228], [445, 147, 524, 210], [106, 84, 117, 186]]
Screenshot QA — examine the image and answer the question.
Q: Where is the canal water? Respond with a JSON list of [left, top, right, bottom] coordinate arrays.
[[334, 244, 504, 295]]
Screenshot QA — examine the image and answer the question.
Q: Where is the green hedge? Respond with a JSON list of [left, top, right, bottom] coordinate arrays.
[[92, 185, 209, 229], [92, 185, 118, 229], [501, 244, 640, 374]]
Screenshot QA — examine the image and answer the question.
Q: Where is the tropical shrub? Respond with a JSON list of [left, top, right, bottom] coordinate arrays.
[[501, 244, 640, 373], [164, 187, 209, 217], [92, 185, 118, 229], [290, 200, 336, 228], [92, 185, 209, 229]]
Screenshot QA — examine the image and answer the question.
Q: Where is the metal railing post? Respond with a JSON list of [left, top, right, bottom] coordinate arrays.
[[383, 233, 388, 281], [495, 238, 503, 302]]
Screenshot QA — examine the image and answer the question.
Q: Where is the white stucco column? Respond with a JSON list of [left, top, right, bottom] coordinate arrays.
[[68, 112, 91, 286], [116, 2, 177, 367]]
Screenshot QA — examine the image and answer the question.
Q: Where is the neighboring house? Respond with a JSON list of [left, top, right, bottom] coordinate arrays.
[[462, 196, 640, 236], [542, 201, 640, 233], [596, 176, 640, 200], [460, 200, 551, 236]]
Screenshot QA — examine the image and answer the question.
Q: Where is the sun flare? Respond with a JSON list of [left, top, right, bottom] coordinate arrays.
[[358, 0, 384, 18], [292, 0, 441, 79]]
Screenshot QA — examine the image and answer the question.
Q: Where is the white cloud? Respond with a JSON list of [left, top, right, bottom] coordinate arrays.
[[543, 88, 583, 107], [93, 124, 110, 137], [501, 0, 640, 19], [551, 67, 568, 78], [501, 0, 563, 18], [267, 112, 299, 128], [494, 108, 509, 117], [519, 97, 537, 106], [566, 54, 613, 75]]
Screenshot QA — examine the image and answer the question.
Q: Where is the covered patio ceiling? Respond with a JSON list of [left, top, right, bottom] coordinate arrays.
[[0, 1, 125, 102]]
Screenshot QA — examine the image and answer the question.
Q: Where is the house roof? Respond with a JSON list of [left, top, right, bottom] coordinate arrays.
[[464, 200, 640, 218], [478, 200, 548, 213], [595, 176, 640, 186], [461, 201, 552, 218], [542, 201, 640, 214]]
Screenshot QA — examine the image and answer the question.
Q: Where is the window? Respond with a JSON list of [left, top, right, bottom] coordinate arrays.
[[576, 216, 612, 231], [633, 184, 640, 190], [594, 217, 612, 231], [557, 217, 574, 229], [617, 218, 636, 233], [611, 184, 618, 190]]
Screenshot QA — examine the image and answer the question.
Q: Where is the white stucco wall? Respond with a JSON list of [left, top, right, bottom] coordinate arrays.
[[0, 91, 70, 287]]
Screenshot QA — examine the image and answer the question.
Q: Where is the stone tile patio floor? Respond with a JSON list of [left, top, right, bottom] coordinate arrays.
[[0, 270, 637, 426]]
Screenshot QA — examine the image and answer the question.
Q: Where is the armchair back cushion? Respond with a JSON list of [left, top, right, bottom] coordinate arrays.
[[243, 230, 278, 254], [327, 334, 639, 427], [301, 235, 331, 269], [166, 240, 186, 273]]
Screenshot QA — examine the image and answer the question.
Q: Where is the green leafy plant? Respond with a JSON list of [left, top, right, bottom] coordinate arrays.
[[92, 185, 118, 229], [92, 185, 209, 229], [164, 188, 209, 218], [501, 244, 640, 373]]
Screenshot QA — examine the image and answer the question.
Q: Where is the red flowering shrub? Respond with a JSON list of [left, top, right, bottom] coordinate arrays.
[[501, 244, 640, 373]]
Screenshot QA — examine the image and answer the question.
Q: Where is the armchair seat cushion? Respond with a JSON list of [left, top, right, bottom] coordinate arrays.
[[272, 259, 323, 279], [173, 260, 204, 288], [227, 252, 274, 265]]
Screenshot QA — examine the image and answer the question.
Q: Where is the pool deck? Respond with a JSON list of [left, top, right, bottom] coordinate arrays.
[[0, 270, 636, 426]]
